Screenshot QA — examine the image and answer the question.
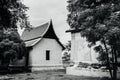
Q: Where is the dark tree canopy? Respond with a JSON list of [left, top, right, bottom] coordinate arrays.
[[0, 30, 26, 66], [67, 0, 120, 80], [0, 0, 28, 70], [67, 0, 120, 60], [0, 0, 29, 29]]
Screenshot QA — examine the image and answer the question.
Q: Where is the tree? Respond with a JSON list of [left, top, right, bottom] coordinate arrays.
[[0, 0, 28, 70], [67, 0, 120, 80], [62, 51, 70, 68], [0, 30, 26, 67], [0, 0, 30, 29], [62, 41, 71, 68], [65, 41, 71, 51]]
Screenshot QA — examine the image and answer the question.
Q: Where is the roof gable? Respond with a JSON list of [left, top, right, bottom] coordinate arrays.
[[43, 21, 58, 39], [21, 20, 65, 50]]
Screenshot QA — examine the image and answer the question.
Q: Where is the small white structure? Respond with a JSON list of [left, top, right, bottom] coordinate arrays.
[[66, 28, 98, 64], [65, 28, 110, 77], [21, 20, 64, 71]]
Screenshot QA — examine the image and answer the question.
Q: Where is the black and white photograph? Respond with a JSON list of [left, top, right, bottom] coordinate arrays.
[[0, 0, 120, 80]]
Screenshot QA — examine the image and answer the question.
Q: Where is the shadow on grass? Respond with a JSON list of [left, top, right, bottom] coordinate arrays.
[[0, 66, 31, 75]]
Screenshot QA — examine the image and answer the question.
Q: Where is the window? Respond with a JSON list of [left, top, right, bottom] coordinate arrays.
[[46, 50, 50, 60]]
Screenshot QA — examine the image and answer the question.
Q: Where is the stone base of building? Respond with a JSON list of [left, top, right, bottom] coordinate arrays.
[[66, 67, 111, 77], [29, 65, 64, 72]]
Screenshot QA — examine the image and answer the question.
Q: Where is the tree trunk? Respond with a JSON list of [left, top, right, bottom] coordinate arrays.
[[113, 67, 117, 80], [111, 48, 118, 80], [113, 49, 118, 80], [103, 39, 113, 78]]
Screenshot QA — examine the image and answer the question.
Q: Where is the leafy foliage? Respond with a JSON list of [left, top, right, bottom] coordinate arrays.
[[67, 0, 120, 79], [0, 30, 26, 66], [0, 0, 30, 29], [0, 0, 28, 68], [62, 51, 70, 62], [65, 41, 71, 51], [62, 51, 70, 68]]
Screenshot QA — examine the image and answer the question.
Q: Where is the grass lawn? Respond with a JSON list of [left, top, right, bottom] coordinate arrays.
[[0, 69, 111, 80]]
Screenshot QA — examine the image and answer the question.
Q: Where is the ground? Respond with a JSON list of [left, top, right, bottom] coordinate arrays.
[[0, 70, 110, 80]]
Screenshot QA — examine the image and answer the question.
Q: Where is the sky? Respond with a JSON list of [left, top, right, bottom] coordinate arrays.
[[22, 0, 71, 44]]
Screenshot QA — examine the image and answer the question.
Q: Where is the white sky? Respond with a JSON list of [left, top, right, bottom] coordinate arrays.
[[22, 0, 71, 44]]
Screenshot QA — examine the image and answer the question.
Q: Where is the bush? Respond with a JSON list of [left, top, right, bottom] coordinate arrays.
[[91, 63, 101, 69], [77, 62, 90, 68]]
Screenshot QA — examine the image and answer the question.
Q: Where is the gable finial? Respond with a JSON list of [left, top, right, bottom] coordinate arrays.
[[49, 19, 53, 26], [50, 19, 52, 23]]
